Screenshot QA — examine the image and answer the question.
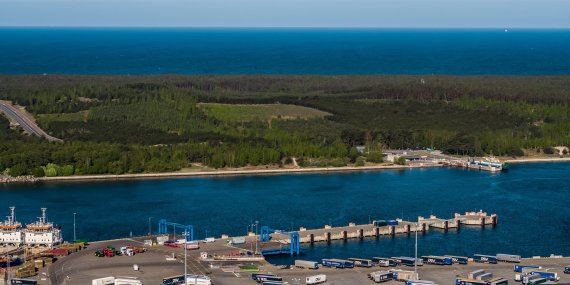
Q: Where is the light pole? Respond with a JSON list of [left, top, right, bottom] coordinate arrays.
[[6, 255, 10, 282], [184, 229, 188, 285], [414, 222, 418, 276], [73, 213, 77, 242], [148, 217, 152, 236]]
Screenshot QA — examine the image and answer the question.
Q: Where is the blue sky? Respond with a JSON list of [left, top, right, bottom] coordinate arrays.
[[1, 0, 569, 28]]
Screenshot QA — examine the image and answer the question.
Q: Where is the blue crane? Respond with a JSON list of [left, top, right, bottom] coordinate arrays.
[[259, 225, 300, 255], [157, 219, 194, 241]]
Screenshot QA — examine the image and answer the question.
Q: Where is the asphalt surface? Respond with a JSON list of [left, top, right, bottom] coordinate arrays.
[[0, 101, 62, 142]]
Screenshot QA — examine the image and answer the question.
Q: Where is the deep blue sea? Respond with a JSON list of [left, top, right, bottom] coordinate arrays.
[[1, 162, 569, 264], [1, 28, 570, 75]]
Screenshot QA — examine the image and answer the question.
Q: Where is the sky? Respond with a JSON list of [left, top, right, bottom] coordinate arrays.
[[1, 0, 569, 28]]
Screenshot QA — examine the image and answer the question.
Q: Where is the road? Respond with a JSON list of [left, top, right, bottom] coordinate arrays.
[[0, 100, 62, 142]]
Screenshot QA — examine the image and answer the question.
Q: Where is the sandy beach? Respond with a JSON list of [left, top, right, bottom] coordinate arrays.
[[32, 156, 570, 183]]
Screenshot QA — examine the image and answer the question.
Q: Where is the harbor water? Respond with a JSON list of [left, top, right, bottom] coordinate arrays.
[[1, 162, 569, 264]]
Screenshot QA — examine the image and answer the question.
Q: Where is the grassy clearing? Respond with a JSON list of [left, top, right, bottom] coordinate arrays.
[[198, 103, 331, 121], [37, 111, 89, 126]]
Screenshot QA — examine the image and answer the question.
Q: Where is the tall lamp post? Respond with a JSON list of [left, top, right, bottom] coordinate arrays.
[[184, 230, 188, 285], [414, 222, 418, 276], [148, 217, 152, 236], [73, 213, 77, 242]]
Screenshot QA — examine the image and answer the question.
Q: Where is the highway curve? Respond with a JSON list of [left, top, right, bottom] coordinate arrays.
[[0, 100, 62, 142]]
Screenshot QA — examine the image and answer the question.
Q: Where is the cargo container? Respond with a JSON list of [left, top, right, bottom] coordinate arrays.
[[92, 277, 115, 285], [348, 258, 373, 267], [407, 280, 435, 285], [372, 257, 397, 267], [184, 274, 212, 285], [522, 274, 548, 285], [527, 271, 560, 281], [387, 220, 399, 226], [114, 277, 143, 285], [421, 256, 452, 265], [389, 269, 418, 281], [514, 265, 541, 273], [487, 278, 508, 285], [305, 274, 326, 284], [456, 277, 488, 285], [445, 255, 468, 265], [468, 269, 486, 279], [526, 278, 548, 285], [321, 259, 354, 268], [391, 257, 423, 267], [231, 237, 246, 245], [252, 273, 276, 281], [473, 254, 498, 264], [203, 237, 215, 243], [156, 235, 169, 245], [373, 220, 388, 227], [476, 273, 493, 281], [294, 260, 318, 269], [10, 279, 37, 285], [496, 254, 521, 263], [369, 271, 394, 283]]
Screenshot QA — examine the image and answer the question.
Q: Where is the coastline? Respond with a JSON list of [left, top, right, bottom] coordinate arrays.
[[25, 156, 570, 183]]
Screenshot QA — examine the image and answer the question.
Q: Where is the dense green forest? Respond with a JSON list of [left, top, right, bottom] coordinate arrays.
[[1, 75, 569, 177]]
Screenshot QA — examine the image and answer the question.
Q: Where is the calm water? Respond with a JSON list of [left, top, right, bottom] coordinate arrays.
[[1, 162, 569, 264], [1, 28, 570, 75]]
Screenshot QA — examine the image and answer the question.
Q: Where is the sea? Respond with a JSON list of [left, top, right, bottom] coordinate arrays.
[[1, 162, 569, 264], [0, 28, 570, 75]]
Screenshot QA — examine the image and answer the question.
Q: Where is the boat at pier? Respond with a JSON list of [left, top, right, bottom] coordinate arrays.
[[24, 208, 62, 248], [468, 156, 508, 172], [0, 207, 24, 247]]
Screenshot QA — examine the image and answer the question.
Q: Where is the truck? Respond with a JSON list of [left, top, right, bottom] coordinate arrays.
[[514, 265, 541, 273], [445, 255, 469, 265], [305, 274, 327, 284], [255, 275, 282, 283], [369, 271, 394, 283], [496, 254, 521, 263], [372, 257, 397, 267], [373, 220, 388, 227], [10, 279, 37, 285], [348, 258, 373, 267], [527, 271, 560, 281], [92, 277, 115, 285], [294, 259, 319, 269], [473, 254, 498, 264], [231, 237, 246, 245], [391, 256, 423, 267], [321, 259, 354, 268], [421, 256, 452, 265], [522, 274, 547, 285], [203, 237, 215, 243]]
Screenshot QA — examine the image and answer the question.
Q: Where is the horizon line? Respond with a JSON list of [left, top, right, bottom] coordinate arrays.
[[1, 25, 570, 29]]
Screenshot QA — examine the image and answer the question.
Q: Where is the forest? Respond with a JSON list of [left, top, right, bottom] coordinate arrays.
[[1, 75, 569, 177]]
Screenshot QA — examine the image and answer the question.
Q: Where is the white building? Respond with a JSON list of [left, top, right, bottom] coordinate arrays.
[[0, 207, 24, 246], [24, 208, 62, 248]]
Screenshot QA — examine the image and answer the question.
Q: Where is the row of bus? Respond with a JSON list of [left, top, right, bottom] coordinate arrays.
[[250, 273, 326, 285]]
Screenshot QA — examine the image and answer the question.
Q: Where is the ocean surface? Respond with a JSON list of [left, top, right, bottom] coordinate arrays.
[[1, 162, 569, 264], [1, 28, 570, 75]]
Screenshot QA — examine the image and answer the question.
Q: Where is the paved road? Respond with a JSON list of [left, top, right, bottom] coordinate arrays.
[[0, 101, 62, 142]]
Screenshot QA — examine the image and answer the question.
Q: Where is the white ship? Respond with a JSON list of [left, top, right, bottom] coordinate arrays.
[[24, 208, 62, 248], [468, 156, 508, 172], [0, 207, 24, 247]]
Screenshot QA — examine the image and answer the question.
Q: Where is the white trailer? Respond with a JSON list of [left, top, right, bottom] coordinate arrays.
[[92, 277, 115, 285], [496, 253, 522, 263], [114, 277, 142, 285], [295, 260, 319, 269], [185, 274, 212, 285], [306, 274, 327, 284]]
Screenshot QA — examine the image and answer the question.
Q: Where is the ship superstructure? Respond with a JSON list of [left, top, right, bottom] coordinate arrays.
[[0, 207, 24, 246], [24, 208, 62, 248]]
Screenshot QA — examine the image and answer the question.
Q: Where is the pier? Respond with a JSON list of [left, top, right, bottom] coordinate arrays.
[[243, 210, 497, 248]]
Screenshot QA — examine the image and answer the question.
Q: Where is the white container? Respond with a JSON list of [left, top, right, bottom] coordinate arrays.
[[306, 274, 327, 284], [92, 277, 115, 285], [133, 264, 139, 271], [114, 277, 142, 285], [203, 237, 215, 243], [156, 235, 169, 245]]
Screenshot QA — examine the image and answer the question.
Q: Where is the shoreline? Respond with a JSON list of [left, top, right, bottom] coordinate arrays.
[[25, 156, 570, 183]]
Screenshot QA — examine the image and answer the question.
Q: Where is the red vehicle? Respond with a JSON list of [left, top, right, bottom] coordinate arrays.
[[163, 241, 179, 248], [102, 247, 115, 257]]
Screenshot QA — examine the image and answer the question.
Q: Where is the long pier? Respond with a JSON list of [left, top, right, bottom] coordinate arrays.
[[267, 210, 497, 245]]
